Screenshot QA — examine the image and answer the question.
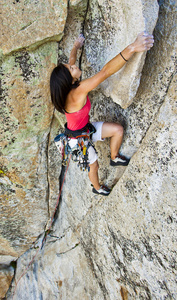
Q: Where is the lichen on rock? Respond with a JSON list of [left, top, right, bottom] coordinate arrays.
[[0, 42, 58, 296]]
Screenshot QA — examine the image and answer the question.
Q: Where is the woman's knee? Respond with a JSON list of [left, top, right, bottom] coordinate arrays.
[[111, 123, 124, 137], [102, 122, 123, 139], [115, 124, 124, 137]]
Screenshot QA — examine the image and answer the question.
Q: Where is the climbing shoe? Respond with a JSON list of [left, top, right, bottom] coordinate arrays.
[[110, 153, 130, 166], [92, 185, 111, 196]]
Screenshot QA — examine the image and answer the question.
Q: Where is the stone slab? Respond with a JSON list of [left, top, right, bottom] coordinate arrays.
[[0, 42, 58, 259], [0, 0, 67, 55], [82, 0, 159, 108]]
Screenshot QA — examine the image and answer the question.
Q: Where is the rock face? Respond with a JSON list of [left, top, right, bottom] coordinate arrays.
[[82, 0, 159, 108], [0, 0, 67, 55], [0, 0, 177, 299], [0, 42, 58, 298]]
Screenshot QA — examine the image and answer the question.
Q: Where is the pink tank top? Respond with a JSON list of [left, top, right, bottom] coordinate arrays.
[[65, 95, 91, 130]]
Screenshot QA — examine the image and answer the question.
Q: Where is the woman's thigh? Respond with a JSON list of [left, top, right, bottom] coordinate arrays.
[[101, 122, 123, 139]]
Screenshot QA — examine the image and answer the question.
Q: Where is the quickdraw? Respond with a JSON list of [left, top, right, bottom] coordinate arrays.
[[54, 123, 97, 171]]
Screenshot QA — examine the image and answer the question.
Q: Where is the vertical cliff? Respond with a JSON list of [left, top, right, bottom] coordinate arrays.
[[0, 0, 176, 299]]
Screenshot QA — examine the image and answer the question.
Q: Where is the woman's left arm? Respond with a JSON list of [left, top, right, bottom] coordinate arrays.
[[69, 34, 85, 65]]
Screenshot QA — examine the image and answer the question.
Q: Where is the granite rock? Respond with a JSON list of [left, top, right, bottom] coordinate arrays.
[[0, 42, 58, 292], [82, 0, 159, 108], [1, 0, 177, 299], [8, 60, 177, 300], [0, 0, 67, 55]]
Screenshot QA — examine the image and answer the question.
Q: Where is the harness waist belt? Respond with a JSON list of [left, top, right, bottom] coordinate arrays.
[[64, 122, 96, 138]]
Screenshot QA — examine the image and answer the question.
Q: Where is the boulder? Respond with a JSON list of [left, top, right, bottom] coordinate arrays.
[[82, 0, 159, 108], [0, 0, 67, 55], [0, 43, 58, 261]]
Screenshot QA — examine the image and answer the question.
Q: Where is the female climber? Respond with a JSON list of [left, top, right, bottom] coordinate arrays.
[[50, 32, 154, 196]]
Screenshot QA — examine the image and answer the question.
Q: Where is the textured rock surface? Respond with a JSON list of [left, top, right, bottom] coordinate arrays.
[[9, 74, 176, 299], [0, 42, 58, 296], [1, 0, 177, 299], [82, 0, 159, 108], [0, 266, 14, 300], [0, 0, 67, 55]]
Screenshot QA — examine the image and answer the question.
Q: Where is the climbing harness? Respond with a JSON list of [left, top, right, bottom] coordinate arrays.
[[54, 123, 97, 171]]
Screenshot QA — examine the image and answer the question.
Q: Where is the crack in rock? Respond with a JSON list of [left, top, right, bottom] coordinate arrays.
[[56, 242, 80, 256]]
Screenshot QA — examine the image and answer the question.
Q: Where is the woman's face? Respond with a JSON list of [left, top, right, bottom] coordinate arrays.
[[65, 64, 82, 81]]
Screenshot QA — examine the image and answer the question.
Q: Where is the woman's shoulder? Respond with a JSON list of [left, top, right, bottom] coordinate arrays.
[[65, 88, 88, 113]]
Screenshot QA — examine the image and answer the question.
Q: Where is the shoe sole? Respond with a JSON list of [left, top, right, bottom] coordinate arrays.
[[110, 160, 129, 166], [92, 188, 111, 196]]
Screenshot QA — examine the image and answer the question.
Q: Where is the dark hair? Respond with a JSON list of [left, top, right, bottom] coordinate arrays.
[[50, 63, 79, 114]]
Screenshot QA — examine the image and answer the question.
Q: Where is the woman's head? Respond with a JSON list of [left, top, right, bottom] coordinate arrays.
[[50, 63, 80, 113], [65, 64, 82, 81]]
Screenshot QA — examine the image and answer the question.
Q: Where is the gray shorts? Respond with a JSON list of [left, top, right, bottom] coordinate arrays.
[[68, 122, 104, 165]]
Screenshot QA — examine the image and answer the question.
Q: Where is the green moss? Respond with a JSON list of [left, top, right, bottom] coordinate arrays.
[[0, 48, 4, 62], [1, 55, 16, 73], [0, 41, 58, 176], [0, 169, 6, 176]]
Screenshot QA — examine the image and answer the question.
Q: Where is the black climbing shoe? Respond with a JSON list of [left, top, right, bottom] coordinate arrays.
[[110, 153, 130, 166], [92, 185, 111, 196]]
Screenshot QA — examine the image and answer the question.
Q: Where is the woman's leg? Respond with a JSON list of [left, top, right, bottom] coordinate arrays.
[[101, 122, 124, 160], [88, 160, 111, 195], [88, 160, 100, 190], [88, 123, 124, 188]]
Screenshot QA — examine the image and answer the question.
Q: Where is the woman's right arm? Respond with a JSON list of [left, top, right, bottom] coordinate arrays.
[[77, 32, 154, 96]]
